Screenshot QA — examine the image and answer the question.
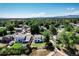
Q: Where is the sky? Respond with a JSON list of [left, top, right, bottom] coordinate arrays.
[[0, 3, 79, 18]]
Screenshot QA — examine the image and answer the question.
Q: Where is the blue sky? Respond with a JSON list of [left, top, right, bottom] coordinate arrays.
[[0, 3, 79, 18]]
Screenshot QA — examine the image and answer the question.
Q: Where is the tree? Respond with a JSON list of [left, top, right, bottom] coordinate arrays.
[[0, 43, 32, 55], [0, 28, 7, 36], [45, 42, 54, 51], [64, 23, 74, 32], [49, 25, 57, 35], [7, 24, 15, 34], [31, 25, 40, 34], [57, 31, 78, 55], [44, 24, 49, 29], [76, 27, 79, 33], [41, 30, 50, 42]]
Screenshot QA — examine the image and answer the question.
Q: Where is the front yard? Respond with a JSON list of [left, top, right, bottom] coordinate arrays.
[[11, 43, 23, 49], [31, 42, 46, 48]]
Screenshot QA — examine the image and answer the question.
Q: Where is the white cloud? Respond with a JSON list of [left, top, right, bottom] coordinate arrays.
[[65, 7, 79, 15], [67, 8, 75, 11], [0, 12, 57, 18], [1, 10, 79, 18], [0, 12, 49, 18], [64, 10, 79, 15], [30, 12, 46, 17], [30, 12, 62, 17]]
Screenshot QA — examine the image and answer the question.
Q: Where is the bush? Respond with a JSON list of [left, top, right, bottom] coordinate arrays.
[[6, 24, 15, 34], [49, 25, 57, 35], [57, 31, 78, 55], [0, 28, 7, 36], [76, 27, 79, 33], [57, 31, 76, 48], [41, 30, 50, 42], [31, 25, 40, 35], [45, 42, 54, 51], [0, 43, 32, 55], [64, 24, 74, 32], [41, 30, 50, 36]]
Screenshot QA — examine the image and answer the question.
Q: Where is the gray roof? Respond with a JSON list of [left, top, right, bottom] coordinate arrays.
[[0, 37, 2, 40], [15, 28, 23, 30]]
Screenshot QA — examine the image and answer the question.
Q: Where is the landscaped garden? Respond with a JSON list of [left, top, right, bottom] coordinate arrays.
[[31, 42, 46, 48]]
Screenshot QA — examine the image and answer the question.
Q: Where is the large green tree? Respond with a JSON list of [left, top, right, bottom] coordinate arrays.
[[57, 31, 78, 55], [49, 25, 57, 35]]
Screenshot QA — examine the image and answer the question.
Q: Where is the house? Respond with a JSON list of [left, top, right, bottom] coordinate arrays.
[[18, 24, 23, 28], [0, 37, 2, 40], [15, 28, 23, 33], [40, 26, 47, 30], [0, 36, 14, 44], [15, 35, 26, 43], [0, 37, 2, 42], [33, 35, 44, 43], [0, 27, 6, 29], [25, 36, 32, 42], [23, 25, 30, 29], [15, 25, 31, 34], [22, 25, 31, 33], [15, 36, 31, 43], [15, 24, 24, 33], [59, 25, 64, 28], [14, 33, 44, 43], [70, 23, 75, 26], [15, 34, 32, 43], [76, 23, 79, 27]]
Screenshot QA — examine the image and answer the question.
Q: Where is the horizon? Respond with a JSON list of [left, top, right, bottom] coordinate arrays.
[[0, 3, 79, 18]]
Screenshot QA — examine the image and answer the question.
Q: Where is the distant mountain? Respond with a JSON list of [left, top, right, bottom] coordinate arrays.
[[54, 15, 79, 18], [29, 15, 79, 18], [0, 15, 79, 19]]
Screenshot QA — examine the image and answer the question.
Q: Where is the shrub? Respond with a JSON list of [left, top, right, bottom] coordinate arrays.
[[31, 25, 40, 35], [64, 24, 74, 32], [41, 30, 50, 42], [6, 24, 15, 34], [76, 27, 79, 33], [45, 42, 54, 51], [0, 28, 7, 36], [0, 43, 32, 55], [57, 31, 78, 55], [49, 25, 57, 35]]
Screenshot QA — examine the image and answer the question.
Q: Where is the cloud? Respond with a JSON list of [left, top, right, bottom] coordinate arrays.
[[67, 8, 75, 11], [0, 12, 51, 18], [64, 10, 79, 15], [65, 8, 79, 15], [1, 11, 79, 18], [0, 12, 70, 18], [30, 12, 46, 17]]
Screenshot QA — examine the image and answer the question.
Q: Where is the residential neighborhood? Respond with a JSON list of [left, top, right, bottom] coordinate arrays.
[[0, 3, 79, 56], [0, 18, 79, 56]]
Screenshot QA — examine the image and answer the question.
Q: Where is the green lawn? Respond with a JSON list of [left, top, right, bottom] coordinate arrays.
[[12, 42, 46, 49], [11, 43, 23, 49], [31, 43, 46, 48]]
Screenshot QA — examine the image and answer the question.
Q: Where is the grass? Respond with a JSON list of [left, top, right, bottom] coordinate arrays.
[[41, 30, 50, 36], [12, 42, 46, 49], [31, 43, 46, 48], [11, 43, 23, 49]]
